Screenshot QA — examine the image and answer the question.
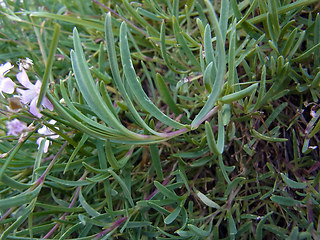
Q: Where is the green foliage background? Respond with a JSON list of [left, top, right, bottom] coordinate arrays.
[[0, 0, 320, 239]]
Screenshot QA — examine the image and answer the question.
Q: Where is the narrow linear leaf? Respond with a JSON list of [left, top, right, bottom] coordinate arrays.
[[270, 195, 301, 206], [228, 211, 237, 238], [0, 174, 32, 190], [196, 190, 221, 209], [0, 199, 36, 239], [119, 22, 184, 130], [204, 24, 214, 65], [280, 173, 307, 189], [217, 111, 225, 154], [30, 12, 104, 31], [192, 0, 226, 127], [256, 211, 273, 240], [79, 189, 100, 217], [154, 181, 180, 201], [150, 144, 164, 180], [46, 175, 91, 186], [155, 73, 181, 115], [172, 16, 201, 70], [220, 83, 259, 104], [160, 21, 188, 73], [164, 206, 181, 224], [205, 121, 219, 155], [219, 0, 229, 41], [251, 129, 288, 142], [108, 169, 134, 207], [188, 221, 213, 237], [104, 13, 164, 136], [71, 28, 140, 138], [37, 23, 60, 109], [64, 134, 88, 173], [227, 19, 237, 88], [0, 186, 40, 212]]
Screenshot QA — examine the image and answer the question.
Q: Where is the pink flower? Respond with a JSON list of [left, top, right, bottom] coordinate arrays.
[[16, 69, 53, 118], [0, 62, 15, 97], [6, 119, 27, 136], [36, 120, 59, 153]]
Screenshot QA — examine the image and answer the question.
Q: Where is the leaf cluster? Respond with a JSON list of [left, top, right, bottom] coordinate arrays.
[[0, 0, 320, 239]]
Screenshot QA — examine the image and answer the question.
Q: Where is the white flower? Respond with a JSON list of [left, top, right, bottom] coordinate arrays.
[[6, 119, 27, 136], [16, 69, 53, 118], [17, 58, 33, 71], [0, 62, 15, 97], [36, 120, 59, 153]]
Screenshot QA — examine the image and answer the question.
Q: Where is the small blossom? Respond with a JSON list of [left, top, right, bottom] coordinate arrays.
[[36, 120, 59, 153], [17, 58, 33, 71], [16, 69, 53, 118], [6, 119, 27, 136], [0, 62, 15, 97]]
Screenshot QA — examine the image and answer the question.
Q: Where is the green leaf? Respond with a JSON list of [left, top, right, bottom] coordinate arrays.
[[0, 186, 41, 211], [119, 22, 184, 130], [251, 129, 288, 142], [188, 220, 213, 237], [292, 42, 320, 63], [228, 211, 237, 238], [104, 13, 164, 136], [122, 0, 157, 36], [0, 199, 36, 239], [270, 195, 301, 206], [205, 121, 219, 155], [203, 61, 215, 93], [220, 83, 259, 104], [46, 176, 91, 186], [30, 12, 104, 31], [160, 21, 188, 73], [164, 206, 181, 224], [227, 19, 237, 88], [155, 73, 182, 115], [204, 24, 214, 65], [256, 211, 273, 240], [71, 28, 134, 136], [267, 0, 280, 42], [37, 23, 60, 109], [280, 173, 307, 189], [0, 174, 32, 190], [192, 0, 226, 127], [107, 169, 134, 207], [172, 16, 201, 71], [64, 134, 88, 173], [224, 177, 246, 198], [154, 181, 180, 201], [219, 0, 229, 42], [79, 189, 100, 217], [196, 190, 220, 209], [150, 144, 164, 180], [217, 111, 225, 154]]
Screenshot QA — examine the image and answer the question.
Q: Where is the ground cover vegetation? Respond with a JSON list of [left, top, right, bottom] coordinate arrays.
[[0, 0, 320, 239]]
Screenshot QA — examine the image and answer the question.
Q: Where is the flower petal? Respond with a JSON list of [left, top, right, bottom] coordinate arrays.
[[16, 70, 33, 88], [17, 88, 38, 104], [29, 98, 42, 118], [6, 119, 27, 136], [37, 137, 50, 153], [0, 62, 14, 76], [0, 77, 15, 94], [42, 97, 54, 111]]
